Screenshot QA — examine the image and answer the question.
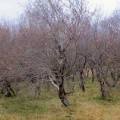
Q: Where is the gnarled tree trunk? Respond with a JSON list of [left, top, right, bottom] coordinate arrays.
[[58, 77, 69, 106], [1, 80, 16, 97]]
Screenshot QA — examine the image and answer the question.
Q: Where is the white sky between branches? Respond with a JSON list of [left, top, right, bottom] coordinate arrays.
[[0, 0, 119, 21]]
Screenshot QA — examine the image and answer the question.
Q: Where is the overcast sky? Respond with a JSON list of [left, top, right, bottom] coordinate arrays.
[[0, 0, 29, 20], [0, 0, 119, 21]]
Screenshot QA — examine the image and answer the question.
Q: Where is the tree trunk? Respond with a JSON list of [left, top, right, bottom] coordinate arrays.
[[58, 83, 69, 106], [100, 81, 107, 99], [1, 81, 16, 97], [35, 80, 41, 99], [91, 68, 95, 83], [79, 71, 85, 92]]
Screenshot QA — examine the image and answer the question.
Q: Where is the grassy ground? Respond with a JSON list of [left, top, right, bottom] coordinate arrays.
[[0, 81, 120, 120]]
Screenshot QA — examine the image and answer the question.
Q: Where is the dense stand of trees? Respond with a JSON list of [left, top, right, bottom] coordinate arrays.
[[0, 0, 120, 106]]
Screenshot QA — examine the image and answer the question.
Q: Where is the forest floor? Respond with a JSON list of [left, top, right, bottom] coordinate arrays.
[[0, 81, 120, 120]]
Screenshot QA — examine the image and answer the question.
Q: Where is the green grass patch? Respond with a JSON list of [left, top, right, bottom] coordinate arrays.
[[0, 79, 120, 120]]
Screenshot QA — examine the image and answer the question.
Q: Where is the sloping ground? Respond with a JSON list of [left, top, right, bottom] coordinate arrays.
[[0, 82, 120, 120]]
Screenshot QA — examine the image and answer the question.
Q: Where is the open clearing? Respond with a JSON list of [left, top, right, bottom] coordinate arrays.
[[0, 81, 120, 120]]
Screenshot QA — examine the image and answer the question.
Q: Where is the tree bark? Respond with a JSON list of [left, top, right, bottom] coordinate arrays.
[[58, 78, 69, 106], [79, 71, 85, 92], [100, 81, 106, 98]]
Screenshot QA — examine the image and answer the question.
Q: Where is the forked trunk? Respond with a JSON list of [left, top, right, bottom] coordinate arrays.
[[1, 81, 16, 97], [100, 81, 107, 98], [97, 72, 107, 98]]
